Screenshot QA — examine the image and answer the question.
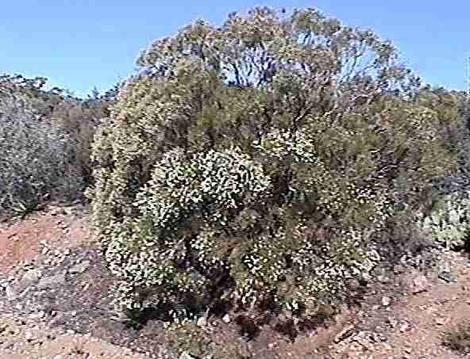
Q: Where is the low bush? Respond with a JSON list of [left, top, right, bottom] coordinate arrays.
[[0, 75, 116, 217], [443, 322, 470, 355], [420, 191, 470, 250], [90, 7, 459, 323], [0, 81, 85, 216], [49, 93, 113, 183]]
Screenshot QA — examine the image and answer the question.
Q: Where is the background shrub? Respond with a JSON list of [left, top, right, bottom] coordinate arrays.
[[0, 79, 81, 215], [90, 7, 459, 321], [48, 88, 115, 183], [0, 75, 115, 217], [420, 191, 470, 250]]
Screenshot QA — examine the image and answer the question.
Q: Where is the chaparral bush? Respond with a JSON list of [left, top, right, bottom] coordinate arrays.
[[48, 87, 116, 183], [420, 190, 470, 251], [420, 191, 468, 248], [0, 77, 84, 216], [417, 89, 470, 251], [90, 8, 459, 321]]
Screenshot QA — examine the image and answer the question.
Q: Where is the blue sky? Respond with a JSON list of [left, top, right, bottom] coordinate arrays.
[[0, 0, 468, 96]]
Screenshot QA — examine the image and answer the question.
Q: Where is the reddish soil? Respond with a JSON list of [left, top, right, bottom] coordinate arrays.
[[1, 206, 470, 358], [326, 253, 470, 358], [0, 205, 90, 273]]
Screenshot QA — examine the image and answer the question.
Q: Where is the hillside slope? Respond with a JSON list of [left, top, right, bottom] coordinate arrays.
[[0, 207, 469, 358]]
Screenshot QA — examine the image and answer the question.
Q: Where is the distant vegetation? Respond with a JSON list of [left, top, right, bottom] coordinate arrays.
[[0, 74, 116, 217]]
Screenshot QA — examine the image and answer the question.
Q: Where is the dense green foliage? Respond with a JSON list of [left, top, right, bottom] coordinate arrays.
[[90, 8, 460, 321]]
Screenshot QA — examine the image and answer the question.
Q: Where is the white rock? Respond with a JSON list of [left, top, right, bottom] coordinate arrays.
[[180, 352, 196, 359], [381, 296, 391, 307], [196, 316, 207, 327], [22, 269, 42, 283], [410, 275, 430, 294], [399, 321, 410, 333], [37, 272, 66, 289], [222, 314, 231, 323], [5, 285, 17, 301], [25, 330, 35, 341]]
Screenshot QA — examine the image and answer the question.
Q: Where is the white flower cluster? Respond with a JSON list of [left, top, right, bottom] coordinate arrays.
[[136, 147, 270, 223], [235, 232, 286, 306], [286, 227, 380, 313], [255, 128, 317, 163], [420, 191, 470, 249], [105, 148, 271, 311]]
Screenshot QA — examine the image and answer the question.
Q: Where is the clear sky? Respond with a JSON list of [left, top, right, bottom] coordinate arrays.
[[0, 0, 468, 97]]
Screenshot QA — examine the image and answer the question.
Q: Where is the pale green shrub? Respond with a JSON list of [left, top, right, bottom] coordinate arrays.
[[420, 191, 470, 249]]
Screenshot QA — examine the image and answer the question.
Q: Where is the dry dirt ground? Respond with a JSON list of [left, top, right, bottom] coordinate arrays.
[[0, 205, 150, 359], [0, 206, 470, 359]]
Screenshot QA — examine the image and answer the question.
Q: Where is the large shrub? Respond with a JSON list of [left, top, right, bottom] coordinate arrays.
[[90, 8, 458, 320], [0, 78, 83, 215]]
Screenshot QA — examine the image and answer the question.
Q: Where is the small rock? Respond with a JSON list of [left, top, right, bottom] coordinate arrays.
[[25, 330, 35, 342], [28, 311, 45, 320], [381, 296, 391, 307], [5, 285, 17, 301], [69, 260, 90, 274], [399, 321, 410, 333], [180, 353, 196, 359], [37, 272, 66, 289], [196, 316, 207, 327], [346, 278, 361, 290], [22, 269, 42, 283], [438, 271, 456, 283], [408, 274, 430, 294], [222, 314, 231, 323], [50, 207, 66, 216], [377, 275, 390, 283], [49, 312, 66, 327]]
